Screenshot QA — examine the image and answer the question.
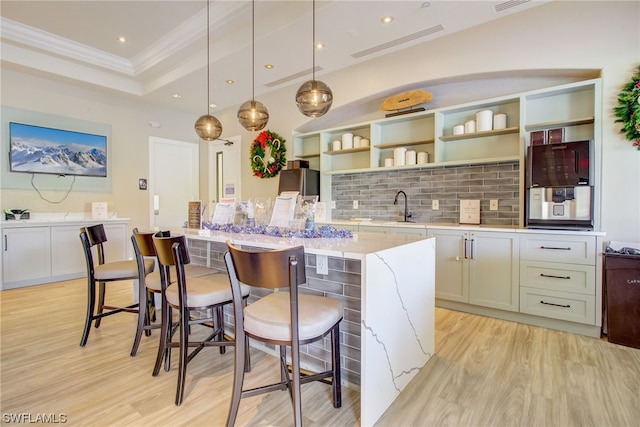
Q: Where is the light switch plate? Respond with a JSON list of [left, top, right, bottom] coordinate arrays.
[[353, 200, 359, 209], [490, 199, 498, 211], [432, 200, 439, 210]]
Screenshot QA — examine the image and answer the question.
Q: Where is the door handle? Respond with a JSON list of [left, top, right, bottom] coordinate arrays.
[[469, 239, 475, 260], [540, 273, 571, 280], [463, 238, 468, 259], [540, 246, 571, 251]]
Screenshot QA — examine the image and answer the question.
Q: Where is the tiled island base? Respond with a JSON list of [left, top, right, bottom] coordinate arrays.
[[181, 230, 435, 426]]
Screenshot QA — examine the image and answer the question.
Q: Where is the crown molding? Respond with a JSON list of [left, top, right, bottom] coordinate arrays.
[[1, 17, 134, 76], [1, 43, 142, 95]]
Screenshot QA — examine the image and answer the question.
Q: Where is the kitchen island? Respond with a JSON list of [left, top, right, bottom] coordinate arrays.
[[177, 227, 436, 426]]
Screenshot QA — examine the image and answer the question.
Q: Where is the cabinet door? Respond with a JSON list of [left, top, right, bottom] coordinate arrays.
[[427, 229, 468, 302], [51, 225, 87, 277], [102, 223, 129, 262], [468, 231, 519, 312], [2, 227, 51, 286]]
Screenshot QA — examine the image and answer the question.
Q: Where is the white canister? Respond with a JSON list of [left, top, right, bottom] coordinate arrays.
[[360, 138, 370, 147], [353, 135, 362, 148], [341, 133, 353, 150], [476, 109, 493, 132], [453, 125, 465, 135], [493, 113, 507, 130], [417, 151, 429, 164], [332, 140, 341, 151], [394, 147, 407, 166], [384, 157, 394, 167], [464, 120, 476, 134], [405, 150, 417, 165]]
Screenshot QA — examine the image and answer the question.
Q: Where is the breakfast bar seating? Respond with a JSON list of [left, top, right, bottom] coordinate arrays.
[[152, 233, 250, 405], [79, 224, 154, 347], [224, 242, 343, 427], [130, 228, 220, 357]]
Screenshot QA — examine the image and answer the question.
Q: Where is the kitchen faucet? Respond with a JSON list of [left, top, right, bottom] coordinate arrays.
[[393, 190, 413, 222]]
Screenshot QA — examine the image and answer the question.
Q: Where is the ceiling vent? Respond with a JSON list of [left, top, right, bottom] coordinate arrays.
[[266, 66, 323, 88], [351, 24, 445, 59], [493, 0, 531, 13]]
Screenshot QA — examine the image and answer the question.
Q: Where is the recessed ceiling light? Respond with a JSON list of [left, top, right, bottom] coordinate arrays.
[[421, 2, 431, 8], [381, 16, 394, 24], [171, 93, 181, 99], [209, 103, 217, 108], [264, 64, 274, 69], [226, 80, 235, 84], [315, 43, 324, 49], [117, 36, 128, 43]]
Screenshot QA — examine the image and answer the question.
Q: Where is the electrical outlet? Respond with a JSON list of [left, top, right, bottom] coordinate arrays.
[[316, 255, 328, 275], [353, 200, 359, 209], [490, 199, 499, 211], [331, 200, 336, 209], [432, 200, 439, 210]]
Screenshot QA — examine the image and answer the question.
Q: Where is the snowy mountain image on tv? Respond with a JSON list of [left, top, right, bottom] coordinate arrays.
[[9, 122, 107, 177]]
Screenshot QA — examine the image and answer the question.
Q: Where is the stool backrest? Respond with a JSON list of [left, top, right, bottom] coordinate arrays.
[[80, 224, 107, 267], [224, 242, 306, 290], [132, 228, 157, 258]]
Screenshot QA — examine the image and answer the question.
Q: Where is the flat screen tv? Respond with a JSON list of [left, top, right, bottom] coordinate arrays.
[[9, 122, 107, 177]]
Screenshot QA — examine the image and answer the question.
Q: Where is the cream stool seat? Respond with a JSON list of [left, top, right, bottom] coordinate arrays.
[[224, 242, 343, 427]]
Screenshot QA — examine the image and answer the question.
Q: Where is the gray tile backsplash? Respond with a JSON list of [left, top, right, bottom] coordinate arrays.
[[331, 161, 520, 226]]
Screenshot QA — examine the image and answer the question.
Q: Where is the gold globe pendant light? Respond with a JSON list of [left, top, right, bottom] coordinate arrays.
[[195, 0, 222, 141], [295, 0, 332, 118], [237, 0, 269, 131]]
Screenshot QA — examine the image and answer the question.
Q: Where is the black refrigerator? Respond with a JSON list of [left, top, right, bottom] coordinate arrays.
[[277, 169, 320, 199]]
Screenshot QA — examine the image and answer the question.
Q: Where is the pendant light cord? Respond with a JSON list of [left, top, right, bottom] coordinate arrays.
[[312, 0, 316, 81], [251, 0, 255, 101], [206, 0, 211, 113]]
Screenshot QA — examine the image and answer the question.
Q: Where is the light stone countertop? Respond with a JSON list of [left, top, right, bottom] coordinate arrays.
[[179, 227, 428, 260], [323, 220, 606, 236]]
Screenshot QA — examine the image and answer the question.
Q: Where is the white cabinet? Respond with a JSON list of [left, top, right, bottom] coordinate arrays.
[[519, 233, 597, 325], [427, 229, 519, 312], [2, 227, 51, 285], [51, 225, 86, 277], [1, 220, 129, 289]]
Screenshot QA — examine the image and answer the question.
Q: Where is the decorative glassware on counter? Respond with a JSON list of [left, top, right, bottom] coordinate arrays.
[[299, 196, 318, 230]]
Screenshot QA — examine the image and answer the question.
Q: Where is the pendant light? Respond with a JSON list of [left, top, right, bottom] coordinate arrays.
[[295, 0, 333, 118], [195, 0, 222, 141], [237, 0, 269, 131]]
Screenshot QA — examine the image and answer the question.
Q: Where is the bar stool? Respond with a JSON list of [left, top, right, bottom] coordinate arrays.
[[152, 233, 250, 405], [130, 229, 218, 357], [79, 224, 154, 347], [224, 242, 343, 427]]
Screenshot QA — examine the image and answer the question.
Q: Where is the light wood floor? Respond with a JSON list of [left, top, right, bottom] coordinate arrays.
[[1, 279, 639, 427]]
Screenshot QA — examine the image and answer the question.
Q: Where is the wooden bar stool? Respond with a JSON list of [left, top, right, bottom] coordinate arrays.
[[130, 229, 219, 357], [152, 233, 250, 405], [224, 242, 343, 427], [79, 224, 154, 347]]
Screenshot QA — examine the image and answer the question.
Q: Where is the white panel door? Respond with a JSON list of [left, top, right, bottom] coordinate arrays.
[[149, 137, 199, 229]]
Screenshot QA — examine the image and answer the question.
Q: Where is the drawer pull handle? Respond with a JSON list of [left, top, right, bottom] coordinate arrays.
[[540, 300, 571, 308], [540, 273, 571, 280], [540, 246, 571, 251]]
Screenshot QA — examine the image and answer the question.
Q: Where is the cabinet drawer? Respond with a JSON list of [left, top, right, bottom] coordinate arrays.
[[520, 286, 595, 324], [520, 234, 595, 265], [520, 261, 595, 295]]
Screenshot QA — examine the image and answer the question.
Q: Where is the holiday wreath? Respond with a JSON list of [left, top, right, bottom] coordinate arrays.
[[250, 129, 287, 178], [613, 65, 640, 150]]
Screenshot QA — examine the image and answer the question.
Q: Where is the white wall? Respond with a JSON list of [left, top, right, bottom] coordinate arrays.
[[1, 70, 200, 230], [2, 1, 638, 242]]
